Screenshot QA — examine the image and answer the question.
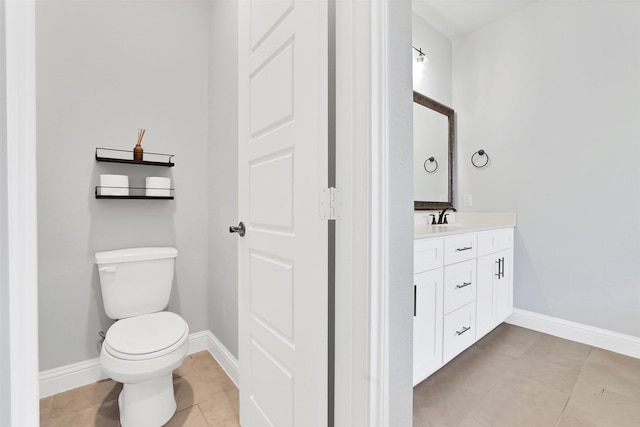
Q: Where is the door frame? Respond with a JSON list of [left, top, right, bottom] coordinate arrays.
[[1, 0, 40, 425], [6, 0, 414, 425], [334, 0, 413, 426]]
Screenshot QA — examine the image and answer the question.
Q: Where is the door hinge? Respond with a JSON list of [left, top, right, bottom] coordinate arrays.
[[319, 187, 341, 220]]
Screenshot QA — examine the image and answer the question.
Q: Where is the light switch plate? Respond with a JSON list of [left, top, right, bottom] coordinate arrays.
[[463, 194, 473, 207]]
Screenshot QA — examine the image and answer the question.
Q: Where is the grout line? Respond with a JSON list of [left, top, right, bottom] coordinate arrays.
[[194, 403, 208, 424], [571, 345, 593, 390], [556, 345, 595, 427], [555, 391, 572, 427]]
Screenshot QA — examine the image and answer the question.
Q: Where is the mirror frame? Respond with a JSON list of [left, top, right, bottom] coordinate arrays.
[[413, 90, 456, 211]]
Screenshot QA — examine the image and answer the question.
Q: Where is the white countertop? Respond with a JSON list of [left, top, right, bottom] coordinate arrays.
[[414, 211, 516, 239]]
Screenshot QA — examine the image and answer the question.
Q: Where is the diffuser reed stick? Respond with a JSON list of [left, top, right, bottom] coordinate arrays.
[[134, 128, 145, 161], [137, 128, 146, 145]]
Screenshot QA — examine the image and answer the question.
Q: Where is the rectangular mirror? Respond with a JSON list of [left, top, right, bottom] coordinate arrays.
[[413, 90, 455, 210]]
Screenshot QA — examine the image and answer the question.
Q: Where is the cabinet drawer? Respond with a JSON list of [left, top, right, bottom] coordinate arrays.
[[443, 302, 476, 363], [444, 233, 477, 265], [477, 228, 513, 256], [443, 259, 476, 314], [414, 238, 444, 273]]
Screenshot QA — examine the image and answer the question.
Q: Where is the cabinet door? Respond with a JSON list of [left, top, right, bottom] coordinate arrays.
[[495, 249, 513, 324], [476, 248, 513, 339], [413, 268, 443, 385]]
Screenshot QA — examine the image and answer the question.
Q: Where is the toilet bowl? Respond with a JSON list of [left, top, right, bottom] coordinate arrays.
[[95, 247, 188, 427], [100, 312, 189, 427]]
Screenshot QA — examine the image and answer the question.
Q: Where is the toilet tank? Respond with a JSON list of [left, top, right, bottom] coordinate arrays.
[[95, 247, 178, 320]]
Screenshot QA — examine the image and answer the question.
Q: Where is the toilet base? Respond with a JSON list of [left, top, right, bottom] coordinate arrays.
[[118, 373, 177, 427]]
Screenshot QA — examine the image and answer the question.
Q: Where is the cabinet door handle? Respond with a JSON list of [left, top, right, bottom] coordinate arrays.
[[455, 246, 472, 252], [496, 257, 504, 279], [455, 326, 471, 336], [413, 285, 417, 317], [455, 282, 471, 289]]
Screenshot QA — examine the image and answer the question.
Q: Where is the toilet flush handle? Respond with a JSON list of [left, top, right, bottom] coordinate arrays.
[[99, 266, 117, 273]]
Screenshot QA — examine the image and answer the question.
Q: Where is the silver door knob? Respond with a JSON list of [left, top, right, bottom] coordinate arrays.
[[229, 222, 246, 237]]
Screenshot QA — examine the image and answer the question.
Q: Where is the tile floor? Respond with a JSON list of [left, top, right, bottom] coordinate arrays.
[[414, 323, 640, 427], [39, 351, 239, 426], [39, 324, 640, 426]]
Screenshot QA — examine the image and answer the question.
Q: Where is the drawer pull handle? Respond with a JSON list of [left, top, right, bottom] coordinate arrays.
[[455, 326, 471, 336], [455, 246, 472, 252], [456, 282, 471, 289]]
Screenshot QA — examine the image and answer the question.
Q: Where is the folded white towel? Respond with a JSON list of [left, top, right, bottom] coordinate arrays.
[[146, 177, 171, 197], [100, 174, 129, 196]]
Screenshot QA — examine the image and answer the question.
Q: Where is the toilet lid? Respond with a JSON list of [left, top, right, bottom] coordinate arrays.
[[104, 311, 188, 360]]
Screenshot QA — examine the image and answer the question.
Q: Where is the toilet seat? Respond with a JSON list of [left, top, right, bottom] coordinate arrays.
[[104, 311, 188, 361]]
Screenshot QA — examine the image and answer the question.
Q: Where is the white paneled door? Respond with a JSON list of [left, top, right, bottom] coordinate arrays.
[[237, 0, 328, 426]]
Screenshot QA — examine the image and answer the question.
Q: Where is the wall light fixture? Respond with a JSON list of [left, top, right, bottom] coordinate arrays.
[[412, 46, 426, 63]]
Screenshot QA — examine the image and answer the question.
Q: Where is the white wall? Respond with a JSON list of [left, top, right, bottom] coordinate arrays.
[[208, 0, 239, 359], [412, 12, 451, 106], [36, 0, 211, 369], [454, 1, 640, 336]]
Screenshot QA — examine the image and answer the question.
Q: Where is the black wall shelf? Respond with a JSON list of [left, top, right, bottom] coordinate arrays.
[[95, 186, 174, 200], [95, 147, 175, 200], [95, 194, 174, 200], [95, 147, 175, 167], [96, 197, 174, 200]]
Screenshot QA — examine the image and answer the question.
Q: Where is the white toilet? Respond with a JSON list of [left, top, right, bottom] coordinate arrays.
[[95, 247, 189, 427]]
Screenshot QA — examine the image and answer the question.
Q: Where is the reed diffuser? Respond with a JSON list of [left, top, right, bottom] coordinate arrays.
[[134, 128, 145, 161]]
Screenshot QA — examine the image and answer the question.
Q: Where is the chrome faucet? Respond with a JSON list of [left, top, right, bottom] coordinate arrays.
[[437, 207, 456, 224]]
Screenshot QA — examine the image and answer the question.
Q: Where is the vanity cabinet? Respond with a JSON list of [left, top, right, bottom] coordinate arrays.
[[413, 227, 514, 385]]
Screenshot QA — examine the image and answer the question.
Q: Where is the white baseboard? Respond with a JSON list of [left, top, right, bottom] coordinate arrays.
[[39, 357, 106, 399], [506, 308, 640, 359], [187, 330, 212, 354], [39, 330, 239, 398], [201, 330, 240, 387]]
